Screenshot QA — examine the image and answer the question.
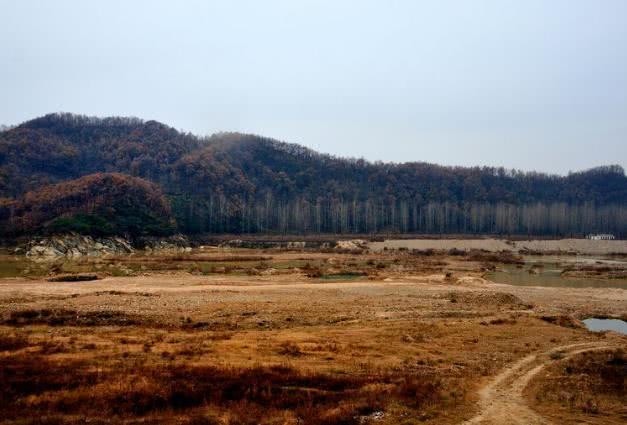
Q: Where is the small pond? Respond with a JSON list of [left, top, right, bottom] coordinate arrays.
[[583, 318, 627, 335], [486, 256, 627, 289]]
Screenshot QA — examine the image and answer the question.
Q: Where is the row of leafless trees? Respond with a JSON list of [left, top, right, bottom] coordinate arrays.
[[176, 196, 626, 237]]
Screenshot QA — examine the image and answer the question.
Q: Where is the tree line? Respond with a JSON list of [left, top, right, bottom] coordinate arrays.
[[1, 113, 625, 237], [173, 195, 626, 236]]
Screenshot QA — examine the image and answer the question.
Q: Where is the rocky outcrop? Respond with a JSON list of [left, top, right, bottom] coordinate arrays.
[[334, 239, 368, 251], [139, 234, 192, 253], [20, 233, 193, 257], [24, 234, 133, 257]]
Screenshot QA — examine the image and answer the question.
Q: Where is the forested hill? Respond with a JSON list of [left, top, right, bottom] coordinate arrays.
[[1, 113, 625, 237], [0, 173, 174, 237]]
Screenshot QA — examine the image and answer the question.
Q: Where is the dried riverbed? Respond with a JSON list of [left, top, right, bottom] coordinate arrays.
[[0, 242, 625, 424]]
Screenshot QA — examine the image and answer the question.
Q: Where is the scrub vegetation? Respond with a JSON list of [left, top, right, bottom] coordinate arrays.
[[1, 245, 625, 424]]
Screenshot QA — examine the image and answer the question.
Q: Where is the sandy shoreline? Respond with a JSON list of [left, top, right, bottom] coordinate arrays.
[[370, 238, 627, 254]]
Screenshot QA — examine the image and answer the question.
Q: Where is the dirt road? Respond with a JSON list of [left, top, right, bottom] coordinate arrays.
[[462, 342, 619, 424]]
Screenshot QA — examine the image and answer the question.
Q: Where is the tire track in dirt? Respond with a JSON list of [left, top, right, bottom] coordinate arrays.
[[462, 342, 617, 425]]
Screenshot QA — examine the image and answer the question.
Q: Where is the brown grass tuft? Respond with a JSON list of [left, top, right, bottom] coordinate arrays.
[[3, 309, 143, 327]]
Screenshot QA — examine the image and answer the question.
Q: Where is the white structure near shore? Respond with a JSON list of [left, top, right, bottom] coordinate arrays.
[[586, 234, 615, 240]]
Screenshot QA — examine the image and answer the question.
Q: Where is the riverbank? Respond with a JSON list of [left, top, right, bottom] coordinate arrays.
[[370, 238, 627, 255]]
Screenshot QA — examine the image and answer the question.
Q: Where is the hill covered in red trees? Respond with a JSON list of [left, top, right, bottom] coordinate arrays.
[[0, 173, 175, 237]]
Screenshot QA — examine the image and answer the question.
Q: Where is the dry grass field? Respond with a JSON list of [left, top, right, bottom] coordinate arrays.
[[0, 246, 625, 424], [525, 348, 626, 424]]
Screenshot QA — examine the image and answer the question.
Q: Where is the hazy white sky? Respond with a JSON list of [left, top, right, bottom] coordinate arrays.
[[1, 0, 626, 174]]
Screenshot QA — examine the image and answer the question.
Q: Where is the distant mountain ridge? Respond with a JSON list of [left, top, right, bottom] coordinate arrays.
[[1, 113, 625, 236]]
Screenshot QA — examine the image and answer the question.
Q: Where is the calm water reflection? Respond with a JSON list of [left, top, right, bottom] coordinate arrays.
[[487, 256, 627, 289], [583, 318, 627, 335]]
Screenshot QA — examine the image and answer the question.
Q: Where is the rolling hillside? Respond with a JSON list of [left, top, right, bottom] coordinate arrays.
[[1, 113, 625, 236]]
